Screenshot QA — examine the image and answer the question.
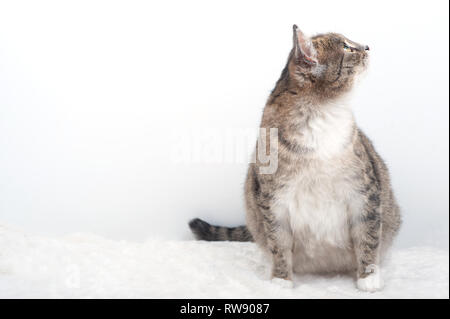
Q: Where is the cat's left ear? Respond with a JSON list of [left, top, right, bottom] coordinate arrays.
[[292, 25, 317, 68]]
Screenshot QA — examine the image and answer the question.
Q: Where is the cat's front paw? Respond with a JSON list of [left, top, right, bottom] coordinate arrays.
[[356, 265, 384, 292], [271, 277, 294, 289]]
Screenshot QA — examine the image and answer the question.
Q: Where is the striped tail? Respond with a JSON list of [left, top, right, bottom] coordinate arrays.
[[188, 218, 253, 242]]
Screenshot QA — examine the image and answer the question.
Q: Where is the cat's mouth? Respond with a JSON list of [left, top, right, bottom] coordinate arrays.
[[349, 53, 369, 70]]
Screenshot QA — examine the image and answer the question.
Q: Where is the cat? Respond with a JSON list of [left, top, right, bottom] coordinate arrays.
[[189, 25, 401, 292]]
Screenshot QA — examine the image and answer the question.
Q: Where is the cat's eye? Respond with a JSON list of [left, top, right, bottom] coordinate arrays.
[[343, 43, 352, 52]]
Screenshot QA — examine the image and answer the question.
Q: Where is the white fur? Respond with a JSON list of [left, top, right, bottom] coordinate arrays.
[[357, 265, 384, 292], [300, 101, 354, 159], [276, 161, 362, 260]]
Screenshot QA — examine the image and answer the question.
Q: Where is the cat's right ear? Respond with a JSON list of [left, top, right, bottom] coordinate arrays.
[[292, 25, 317, 69]]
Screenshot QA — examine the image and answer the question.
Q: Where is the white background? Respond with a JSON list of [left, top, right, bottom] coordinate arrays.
[[0, 0, 448, 248]]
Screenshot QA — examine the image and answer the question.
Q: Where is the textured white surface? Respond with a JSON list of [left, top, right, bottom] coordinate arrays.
[[0, 225, 448, 299]]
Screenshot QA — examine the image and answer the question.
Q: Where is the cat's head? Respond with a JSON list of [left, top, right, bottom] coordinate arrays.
[[288, 25, 369, 99]]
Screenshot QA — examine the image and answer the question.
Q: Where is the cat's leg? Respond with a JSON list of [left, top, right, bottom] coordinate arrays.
[[261, 206, 294, 287], [350, 197, 383, 292]]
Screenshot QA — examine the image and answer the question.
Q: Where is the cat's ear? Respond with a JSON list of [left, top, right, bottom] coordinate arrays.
[[292, 25, 317, 68]]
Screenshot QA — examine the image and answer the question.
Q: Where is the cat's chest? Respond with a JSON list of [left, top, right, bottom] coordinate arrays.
[[273, 103, 361, 250], [275, 161, 361, 250], [297, 104, 355, 158]]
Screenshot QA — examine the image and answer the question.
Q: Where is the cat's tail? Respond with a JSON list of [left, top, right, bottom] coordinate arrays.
[[188, 218, 253, 242]]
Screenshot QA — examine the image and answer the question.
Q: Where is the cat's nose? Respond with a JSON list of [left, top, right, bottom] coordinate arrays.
[[364, 45, 370, 51]]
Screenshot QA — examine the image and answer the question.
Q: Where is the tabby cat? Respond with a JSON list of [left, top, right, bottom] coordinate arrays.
[[189, 25, 401, 292]]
